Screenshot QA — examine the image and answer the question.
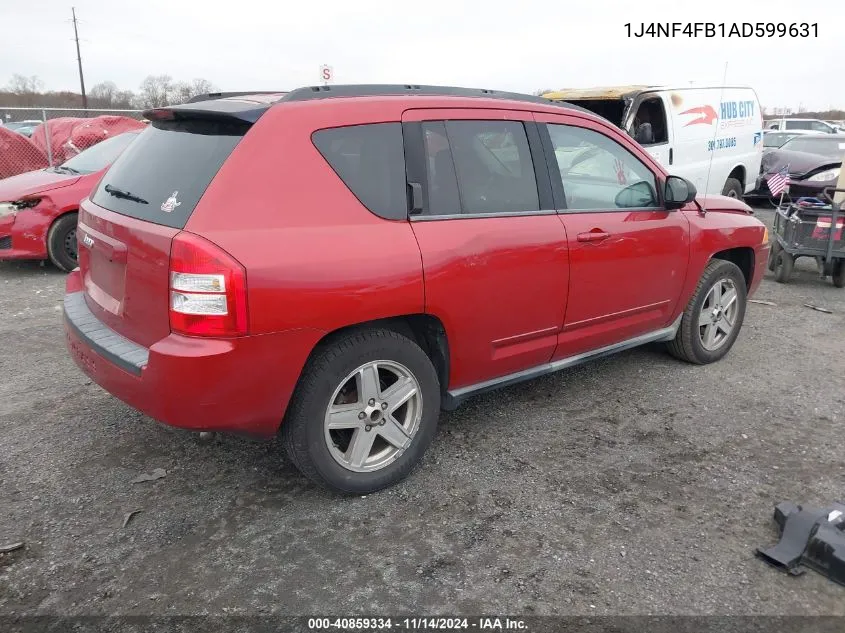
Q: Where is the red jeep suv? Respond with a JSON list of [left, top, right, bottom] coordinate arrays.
[[64, 86, 769, 493]]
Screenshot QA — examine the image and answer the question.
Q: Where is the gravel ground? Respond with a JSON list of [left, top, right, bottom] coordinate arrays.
[[1, 206, 843, 617]]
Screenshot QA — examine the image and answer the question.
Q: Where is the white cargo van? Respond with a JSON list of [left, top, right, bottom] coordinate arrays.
[[543, 85, 763, 198]]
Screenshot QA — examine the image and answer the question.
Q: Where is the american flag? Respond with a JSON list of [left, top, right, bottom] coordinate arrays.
[[767, 165, 790, 197]]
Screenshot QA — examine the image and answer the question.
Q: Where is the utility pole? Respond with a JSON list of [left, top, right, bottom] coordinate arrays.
[[72, 7, 87, 109]]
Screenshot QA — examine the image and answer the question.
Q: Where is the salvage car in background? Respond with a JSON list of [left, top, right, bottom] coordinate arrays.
[[749, 134, 844, 201], [29, 115, 145, 166], [767, 118, 842, 134], [0, 131, 139, 271], [542, 85, 763, 198], [0, 126, 48, 179], [762, 131, 799, 150], [3, 120, 43, 138]]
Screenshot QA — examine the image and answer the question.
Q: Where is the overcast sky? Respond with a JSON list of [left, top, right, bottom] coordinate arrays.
[[3, 0, 842, 112]]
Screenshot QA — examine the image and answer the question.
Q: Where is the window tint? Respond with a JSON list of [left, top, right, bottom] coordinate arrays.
[[810, 121, 832, 132], [786, 120, 811, 130], [442, 120, 540, 215], [92, 119, 248, 229], [421, 122, 461, 215], [546, 124, 659, 211], [312, 123, 407, 220]]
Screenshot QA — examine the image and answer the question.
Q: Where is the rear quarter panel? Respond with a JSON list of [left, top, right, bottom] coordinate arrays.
[[184, 100, 425, 336]]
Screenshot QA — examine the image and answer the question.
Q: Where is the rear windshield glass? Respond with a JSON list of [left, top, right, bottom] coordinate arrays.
[[91, 119, 248, 229]]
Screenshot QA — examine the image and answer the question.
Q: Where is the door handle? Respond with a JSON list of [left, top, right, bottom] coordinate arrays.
[[577, 230, 610, 243]]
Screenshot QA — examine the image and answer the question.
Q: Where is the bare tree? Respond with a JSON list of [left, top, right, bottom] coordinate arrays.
[[7, 74, 44, 95], [138, 74, 174, 108], [190, 78, 216, 97]]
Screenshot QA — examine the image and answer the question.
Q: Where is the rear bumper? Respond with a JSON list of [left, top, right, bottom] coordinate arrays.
[[63, 273, 324, 437]]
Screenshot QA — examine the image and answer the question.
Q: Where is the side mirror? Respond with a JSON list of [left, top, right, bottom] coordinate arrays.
[[635, 122, 654, 145], [664, 175, 697, 210], [615, 181, 658, 208]]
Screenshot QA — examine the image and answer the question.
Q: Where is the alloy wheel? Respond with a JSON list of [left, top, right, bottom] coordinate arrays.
[[323, 360, 423, 473], [698, 278, 738, 351]]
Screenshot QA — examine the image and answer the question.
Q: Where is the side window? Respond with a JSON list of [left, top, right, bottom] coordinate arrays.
[[424, 120, 539, 215], [312, 123, 407, 220], [810, 121, 831, 132], [547, 124, 660, 211], [631, 98, 668, 145], [786, 121, 811, 130], [421, 122, 462, 216]]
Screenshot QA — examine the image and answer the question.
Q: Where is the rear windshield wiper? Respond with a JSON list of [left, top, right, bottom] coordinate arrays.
[[103, 184, 148, 205]]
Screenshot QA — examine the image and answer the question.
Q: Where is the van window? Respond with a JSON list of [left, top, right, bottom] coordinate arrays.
[[443, 120, 540, 215], [92, 119, 248, 229], [547, 124, 659, 211], [312, 123, 408, 220], [631, 98, 668, 145]]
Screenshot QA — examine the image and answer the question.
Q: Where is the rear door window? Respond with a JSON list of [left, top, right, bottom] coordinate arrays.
[[91, 119, 249, 229], [312, 123, 408, 220], [444, 120, 540, 215]]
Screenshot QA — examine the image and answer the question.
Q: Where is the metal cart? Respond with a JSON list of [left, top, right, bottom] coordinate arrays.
[[768, 187, 845, 287]]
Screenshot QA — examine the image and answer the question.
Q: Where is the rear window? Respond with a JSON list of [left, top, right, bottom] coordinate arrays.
[[312, 123, 408, 220], [91, 119, 248, 229]]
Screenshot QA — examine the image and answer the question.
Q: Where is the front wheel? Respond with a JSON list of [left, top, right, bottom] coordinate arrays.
[[721, 178, 743, 199], [667, 259, 747, 364], [282, 329, 440, 494], [46, 213, 79, 272]]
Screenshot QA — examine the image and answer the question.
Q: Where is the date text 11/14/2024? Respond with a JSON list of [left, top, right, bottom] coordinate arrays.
[[624, 22, 818, 38], [308, 617, 528, 630]]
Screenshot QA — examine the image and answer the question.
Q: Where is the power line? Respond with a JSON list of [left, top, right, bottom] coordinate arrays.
[[72, 6, 87, 109]]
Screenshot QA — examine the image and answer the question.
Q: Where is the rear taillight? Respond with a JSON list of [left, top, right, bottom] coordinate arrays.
[[169, 232, 248, 337]]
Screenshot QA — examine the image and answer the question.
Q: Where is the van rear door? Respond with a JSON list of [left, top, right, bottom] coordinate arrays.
[[77, 116, 251, 348]]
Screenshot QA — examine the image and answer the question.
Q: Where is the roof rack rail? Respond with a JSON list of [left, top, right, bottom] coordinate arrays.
[[187, 91, 283, 104], [279, 84, 591, 113]]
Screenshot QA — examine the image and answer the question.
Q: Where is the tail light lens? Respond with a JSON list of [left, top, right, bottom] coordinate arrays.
[[169, 232, 248, 337]]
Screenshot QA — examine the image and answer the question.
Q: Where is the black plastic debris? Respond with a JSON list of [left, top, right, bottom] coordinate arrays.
[[757, 501, 845, 585]]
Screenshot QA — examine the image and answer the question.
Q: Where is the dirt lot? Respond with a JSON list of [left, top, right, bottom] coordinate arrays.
[[1, 206, 843, 617]]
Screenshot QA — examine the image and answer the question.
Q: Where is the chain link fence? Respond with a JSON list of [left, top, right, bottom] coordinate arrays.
[[0, 107, 145, 179]]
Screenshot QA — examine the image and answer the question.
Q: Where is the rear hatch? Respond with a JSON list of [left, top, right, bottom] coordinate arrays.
[[77, 114, 252, 347]]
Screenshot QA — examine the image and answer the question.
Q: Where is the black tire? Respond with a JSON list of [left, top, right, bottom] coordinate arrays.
[[833, 259, 845, 288], [721, 177, 743, 199], [46, 213, 78, 272], [282, 328, 440, 494], [767, 241, 782, 272], [667, 259, 747, 365], [773, 250, 794, 283]]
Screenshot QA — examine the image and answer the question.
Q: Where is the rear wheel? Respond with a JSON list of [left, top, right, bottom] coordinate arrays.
[[767, 241, 782, 272], [832, 259, 845, 288], [722, 177, 743, 199], [46, 212, 78, 272], [773, 250, 794, 283], [282, 329, 440, 494], [667, 259, 747, 364]]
